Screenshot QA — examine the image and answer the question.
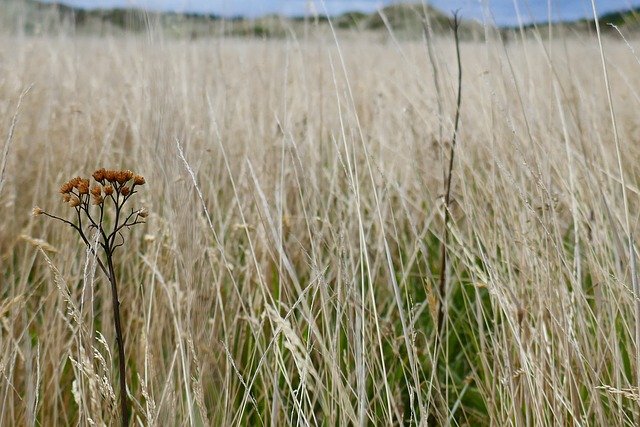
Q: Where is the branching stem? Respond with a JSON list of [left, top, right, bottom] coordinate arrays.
[[38, 169, 147, 427]]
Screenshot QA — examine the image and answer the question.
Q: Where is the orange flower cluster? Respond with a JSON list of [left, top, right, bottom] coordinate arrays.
[[92, 168, 145, 186], [59, 169, 146, 207], [60, 177, 90, 196]]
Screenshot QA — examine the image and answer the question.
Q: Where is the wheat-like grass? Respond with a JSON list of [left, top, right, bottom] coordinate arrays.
[[3, 9, 640, 426]]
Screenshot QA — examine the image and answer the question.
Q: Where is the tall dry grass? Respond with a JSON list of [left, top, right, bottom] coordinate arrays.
[[2, 14, 640, 426]]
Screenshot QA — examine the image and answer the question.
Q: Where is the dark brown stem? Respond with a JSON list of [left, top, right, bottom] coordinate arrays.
[[437, 10, 463, 345], [41, 211, 110, 278], [107, 251, 129, 426], [432, 11, 463, 424]]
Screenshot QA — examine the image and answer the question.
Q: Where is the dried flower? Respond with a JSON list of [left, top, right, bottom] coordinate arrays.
[[104, 170, 116, 183], [92, 168, 106, 183], [77, 178, 90, 195], [115, 170, 134, 185], [36, 167, 148, 427], [69, 197, 81, 208], [60, 177, 82, 194], [59, 182, 73, 194], [92, 194, 104, 205]]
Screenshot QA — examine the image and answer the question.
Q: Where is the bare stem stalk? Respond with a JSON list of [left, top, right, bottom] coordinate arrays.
[[432, 11, 463, 423], [107, 254, 129, 426]]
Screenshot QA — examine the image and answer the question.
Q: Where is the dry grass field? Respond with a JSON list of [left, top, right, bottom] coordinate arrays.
[[3, 8, 640, 426]]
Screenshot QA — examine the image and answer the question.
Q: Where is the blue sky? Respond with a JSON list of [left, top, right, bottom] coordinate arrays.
[[43, 0, 640, 26]]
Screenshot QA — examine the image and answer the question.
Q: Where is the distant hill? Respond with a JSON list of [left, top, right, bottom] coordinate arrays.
[[598, 7, 640, 26], [0, 1, 486, 39], [506, 6, 640, 34], [346, 3, 483, 38], [1, 0, 639, 39]]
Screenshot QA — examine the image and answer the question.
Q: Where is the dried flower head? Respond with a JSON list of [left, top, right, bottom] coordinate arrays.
[[92, 194, 104, 205], [115, 170, 134, 185], [51, 168, 148, 217], [104, 170, 116, 183], [77, 179, 90, 195], [60, 177, 84, 195], [37, 167, 148, 427], [92, 168, 106, 183], [59, 182, 73, 195], [90, 185, 102, 197]]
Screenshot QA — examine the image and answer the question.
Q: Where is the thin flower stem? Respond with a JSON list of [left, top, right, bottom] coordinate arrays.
[[107, 253, 129, 427], [41, 211, 110, 277]]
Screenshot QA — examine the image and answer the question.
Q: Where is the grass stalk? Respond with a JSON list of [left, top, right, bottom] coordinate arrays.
[[433, 11, 463, 422]]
